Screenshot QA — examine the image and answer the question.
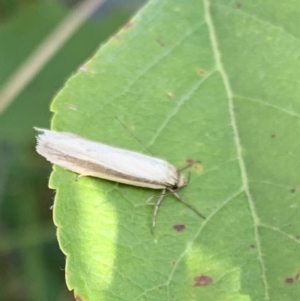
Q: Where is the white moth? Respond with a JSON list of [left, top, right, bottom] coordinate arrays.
[[35, 128, 205, 232]]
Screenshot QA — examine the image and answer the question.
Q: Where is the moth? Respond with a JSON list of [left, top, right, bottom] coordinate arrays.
[[35, 128, 205, 232]]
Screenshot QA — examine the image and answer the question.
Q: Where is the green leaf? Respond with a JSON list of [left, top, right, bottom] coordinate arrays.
[[49, 0, 300, 300]]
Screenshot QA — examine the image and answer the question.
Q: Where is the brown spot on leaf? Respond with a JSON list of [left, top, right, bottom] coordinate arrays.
[[172, 260, 176, 265], [285, 277, 294, 284], [250, 244, 255, 248], [290, 188, 296, 193], [75, 296, 84, 301], [186, 158, 194, 165], [236, 2, 242, 8], [296, 235, 300, 240], [194, 275, 213, 287], [186, 159, 202, 172], [123, 21, 133, 29], [156, 39, 165, 47], [295, 271, 300, 280], [173, 224, 185, 232], [198, 69, 206, 75], [194, 163, 202, 172]]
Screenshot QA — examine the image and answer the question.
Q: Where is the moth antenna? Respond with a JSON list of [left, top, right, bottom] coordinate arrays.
[[171, 190, 206, 220], [115, 117, 154, 156], [179, 160, 201, 171]]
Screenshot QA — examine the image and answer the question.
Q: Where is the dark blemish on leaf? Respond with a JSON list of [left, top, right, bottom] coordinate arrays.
[[194, 275, 213, 287], [186, 158, 195, 165], [158, 286, 163, 290], [173, 224, 185, 232], [250, 244, 255, 248], [156, 39, 165, 47], [295, 271, 300, 280], [123, 21, 133, 29], [290, 188, 296, 193], [285, 277, 294, 284], [194, 163, 202, 172], [172, 260, 176, 265], [296, 235, 300, 240], [236, 2, 242, 8], [271, 134, 276, 138], [186, 159, 202, 172], [186, 158, 201, 165], [198, 69, 206, 75]]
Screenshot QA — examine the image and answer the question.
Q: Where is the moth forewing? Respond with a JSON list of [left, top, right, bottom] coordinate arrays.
[[35, 128, 186, 189], [35, 128, 204, 232]]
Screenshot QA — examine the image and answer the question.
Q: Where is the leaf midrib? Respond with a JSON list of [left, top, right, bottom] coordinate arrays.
[[202, 0, 270, 299]]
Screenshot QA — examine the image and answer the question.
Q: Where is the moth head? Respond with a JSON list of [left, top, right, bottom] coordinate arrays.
[[177, 173, 188, 189]]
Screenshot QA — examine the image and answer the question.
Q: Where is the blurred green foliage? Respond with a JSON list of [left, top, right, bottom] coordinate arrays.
[[0, 0, 144, 300]]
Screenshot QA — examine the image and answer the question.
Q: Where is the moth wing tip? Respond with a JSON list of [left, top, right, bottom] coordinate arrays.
[[34, 128, 48, 148], [34, 127, 46, 133]]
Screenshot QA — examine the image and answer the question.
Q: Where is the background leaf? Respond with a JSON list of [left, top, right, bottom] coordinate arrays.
[[0, 1, 141, 300], [49, 0, 300, 300]]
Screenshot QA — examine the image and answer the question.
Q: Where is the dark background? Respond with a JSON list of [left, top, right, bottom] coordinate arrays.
[[0, 1, 146, 300]]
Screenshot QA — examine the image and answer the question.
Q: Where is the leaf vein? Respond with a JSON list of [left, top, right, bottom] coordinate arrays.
[[235, 94, 300, 119], [214, 3, 300, 44], [259, 223, 300, 244], [203, 0, 270, 299], [166, 188, 244, 299], [148, 69, 216, 147]]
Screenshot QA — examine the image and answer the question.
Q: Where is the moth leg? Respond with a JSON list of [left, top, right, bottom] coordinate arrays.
[[171, 190, 206, 220], [151, 188, 167, 234], [146, 196, 155, 205], [76, 174, 87, 181], [147, 191, 172, 205]]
